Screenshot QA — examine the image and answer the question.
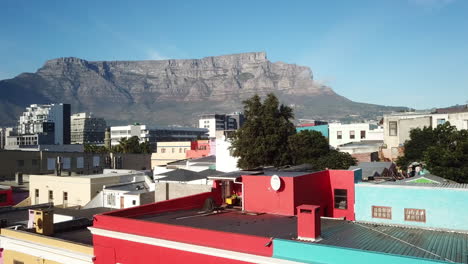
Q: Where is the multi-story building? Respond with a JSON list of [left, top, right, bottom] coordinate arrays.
[[111, 124, 208, 150], [89, 167, 468, 264], [70, 113, 107, 144], [151, 141, 192, 167], [199, 112, 245, 138], [17, 103, 71, 145], [382, 108, 468, 160], [328, 123, 383, 149]]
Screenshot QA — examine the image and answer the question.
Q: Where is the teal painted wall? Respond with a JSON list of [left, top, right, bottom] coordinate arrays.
[[296, 125, 329, 138], [273, 239, 448, 264], [355, 184, 468, 231]]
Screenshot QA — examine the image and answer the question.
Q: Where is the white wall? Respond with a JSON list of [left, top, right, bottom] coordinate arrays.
[[199, 118, 217, 138], [329, 123, 374, 148], [215, 134, 239, 172]]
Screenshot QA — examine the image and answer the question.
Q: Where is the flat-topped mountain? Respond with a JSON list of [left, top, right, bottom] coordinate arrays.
[[0, 52, 406, 126]]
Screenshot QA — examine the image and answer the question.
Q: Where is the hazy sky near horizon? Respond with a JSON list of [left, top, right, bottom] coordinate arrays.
[[1, 0, 467, 109]]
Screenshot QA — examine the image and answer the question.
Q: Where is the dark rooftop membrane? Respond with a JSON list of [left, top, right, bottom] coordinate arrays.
[[135, 209, 467, 263]]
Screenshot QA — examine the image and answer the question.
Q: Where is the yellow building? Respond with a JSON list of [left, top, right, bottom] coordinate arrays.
[[151, 141, 192, 167], [0, 209, 94, 264]]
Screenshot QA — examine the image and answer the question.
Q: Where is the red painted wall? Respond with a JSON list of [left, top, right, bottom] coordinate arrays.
[[242, 171, 355, 219], [0, 188, 14, 207], [328, 170, 355, 220], [242, 175, 296, 216], [94, 235, 255, 264], [293, 171, 331, 216]]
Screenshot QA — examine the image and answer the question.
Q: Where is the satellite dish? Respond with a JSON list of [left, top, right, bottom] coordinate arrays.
[[271, 175, 281, 191]]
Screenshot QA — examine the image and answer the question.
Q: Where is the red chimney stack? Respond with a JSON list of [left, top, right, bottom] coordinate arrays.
[[297, 204, 321, 242]]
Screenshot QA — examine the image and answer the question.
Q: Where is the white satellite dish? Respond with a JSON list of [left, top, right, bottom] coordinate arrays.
[[271, 175, 281, 191]]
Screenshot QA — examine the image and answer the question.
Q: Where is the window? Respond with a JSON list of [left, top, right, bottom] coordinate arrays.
[[389, 121, 398, 136], [161, 148, 166, 153], [107, 193, 115, 206], [48, 190, 53, 201], [349, 130, 355, 139], [47, 158, 56, 170], [360, 130, 366, 139], [337, 131, 342, 140], [35, 189, 39, 198], [76, 157, 84, 169], [93, 156, 100, 167], [0, 193, 7, 203], [172, 148, 175, 153], [372, 206, 392, 219], [13, 261, 24, 264], [179, 148, 182, 153], [63, 192, 68, 202], [405, 208, 426, 222], [16, 160, 25, 167], [437, 119, 446, 125], [334, 189, 347, 209], [132, 200, 136, 205]]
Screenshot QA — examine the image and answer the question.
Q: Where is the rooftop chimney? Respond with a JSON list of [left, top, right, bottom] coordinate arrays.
[[297, 204, 321, 242]]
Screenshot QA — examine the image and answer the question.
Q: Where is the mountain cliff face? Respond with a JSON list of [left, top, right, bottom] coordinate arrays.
[[0, 52, 406, 126]]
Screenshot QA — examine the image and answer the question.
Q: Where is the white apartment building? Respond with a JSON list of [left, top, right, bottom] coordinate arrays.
[[110, 124, 148, 146], [17, 103, 71, 145], [329, 123, 383, 149], [199, 113, 244, 138], [382, 109, 468, 160]]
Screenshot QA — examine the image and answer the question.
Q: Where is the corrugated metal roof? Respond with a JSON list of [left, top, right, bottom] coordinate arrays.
[[318, 220, 468, 263], [367, 181, 468, 189]]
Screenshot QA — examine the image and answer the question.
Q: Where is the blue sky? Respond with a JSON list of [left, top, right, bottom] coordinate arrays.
[[1, 0, 467, 109]]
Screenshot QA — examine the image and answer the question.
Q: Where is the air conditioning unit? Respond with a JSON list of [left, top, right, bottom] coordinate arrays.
[[32, 209, 54, 235]]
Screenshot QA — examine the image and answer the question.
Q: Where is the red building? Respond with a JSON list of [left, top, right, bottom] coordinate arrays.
[[90, 169, 359, 263], [186, 139, 215, 159], [0, 186, 14, 207]]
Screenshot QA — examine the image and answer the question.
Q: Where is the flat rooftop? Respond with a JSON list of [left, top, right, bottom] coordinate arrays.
[[135, 209, 467, 263]]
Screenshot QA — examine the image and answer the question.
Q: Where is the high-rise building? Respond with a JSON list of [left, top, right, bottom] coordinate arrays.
[[0, 128, 5, 149], [110, 124, 208, 151], [199, 112, 245, 138], [70, 113, 107, 144], [17, 103, 71, 144]]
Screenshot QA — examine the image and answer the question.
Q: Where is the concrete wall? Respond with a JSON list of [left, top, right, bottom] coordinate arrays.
[[154, 182, 212, 202], [382, 114, 431, 160], [273, 239, 444, 264], [355, 183, 468, 231], [0, 150, 106, 180]]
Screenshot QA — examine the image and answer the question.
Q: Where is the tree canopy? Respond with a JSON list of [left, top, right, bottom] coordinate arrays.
[[231, 93, 356, 170], [397, 122, 468, 183], [112, 136, 151, 154], [231, 93, 295, 169]]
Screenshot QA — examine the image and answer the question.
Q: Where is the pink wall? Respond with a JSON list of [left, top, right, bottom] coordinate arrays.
[[186, 140, 211, 159], [243, 175, 296, 216]]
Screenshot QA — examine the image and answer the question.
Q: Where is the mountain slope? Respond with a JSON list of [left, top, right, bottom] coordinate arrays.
[[0, 52, 406, 126]]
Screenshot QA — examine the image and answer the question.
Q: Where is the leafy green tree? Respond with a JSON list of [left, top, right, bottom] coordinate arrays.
[[231, 93, 295, 169], [288, 130, 329, 165], [314, 150, 357, 170], [112, 136, 152, 154], [396, 126, 435, 168], [84, 144, 108, 153], [397, 122, 468, 183]]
